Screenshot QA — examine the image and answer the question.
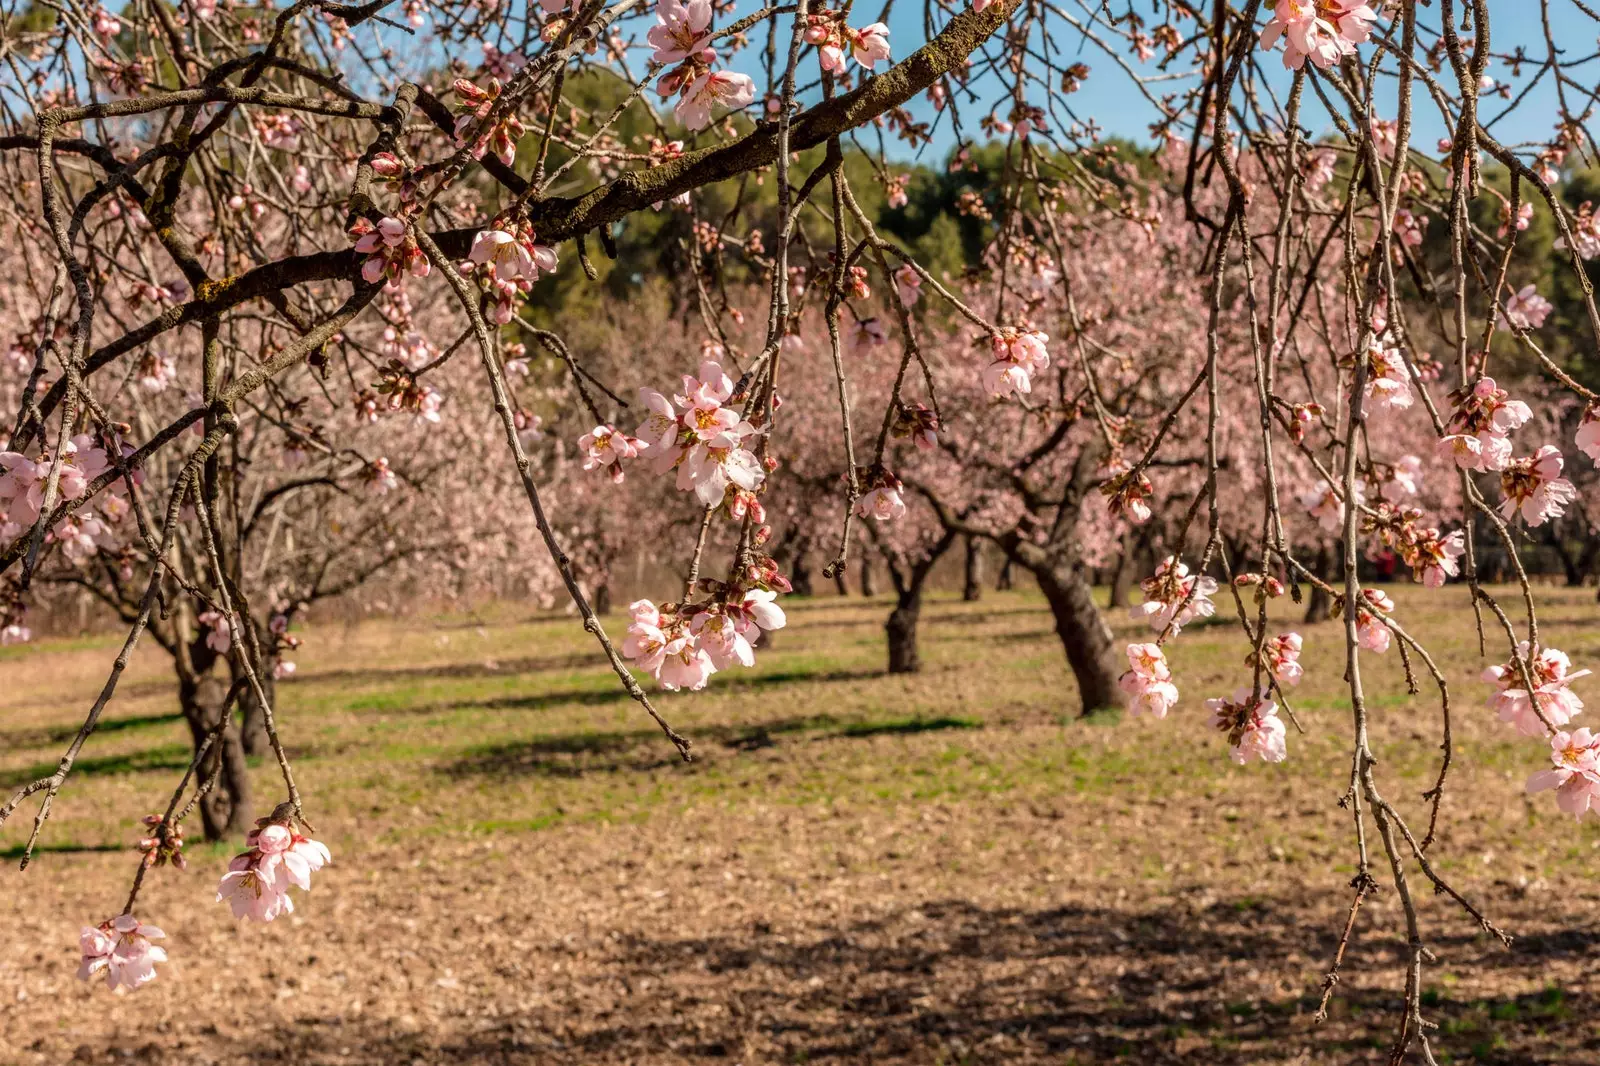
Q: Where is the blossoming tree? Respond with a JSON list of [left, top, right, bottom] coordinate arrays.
[[6, 0, 1600, 1058]]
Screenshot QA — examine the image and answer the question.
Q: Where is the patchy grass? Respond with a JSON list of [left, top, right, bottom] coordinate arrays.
[[2, 585, 1600, 1064]]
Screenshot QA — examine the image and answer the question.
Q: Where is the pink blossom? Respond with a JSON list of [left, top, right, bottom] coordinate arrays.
[[894, 264, 922, 307], [578, 425, 643, 483], [1259, 1, 1379, 71], [1527, 729, 1600, 818], [675, 71, 755, 132], [856, 483, 907, 521], [1263, 632, 1304, 687], [985, 327, 1050, 396], [1131, 556, 1218, 635], [1483, 642, 1589, 736], [1500, 284, 1554, 330], [1576, 403, 1600, 464], [849, 23, 891, 69], [217, 819, 332, 922], [78, 915, 167, 991], [351, 217, 429, 286], [657, 636, 717, 690], [1206, 687, 1288, 764], [1379, 454, 1422, 503], [1300, 480, 1361, 532], [1355, 588, 1393, 653], [1499, 445, 1577, 527], [469, 229, 534, 281], [647, 0, 716, 65], [676, 421, 764, 506], [1362, 338, 1413, 413], [197, 609, 232, 654], [1118, 643, 1178, 718]]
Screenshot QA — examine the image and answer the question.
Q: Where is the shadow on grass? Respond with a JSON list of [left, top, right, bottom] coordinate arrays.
[[0, 841, 125, 860], [0, 744, 191, 789], [442, 712, 984, 778], [219, 893, 1598, 1065], [0, 712, 183, 750]]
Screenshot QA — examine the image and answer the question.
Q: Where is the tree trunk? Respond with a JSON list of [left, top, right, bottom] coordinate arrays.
[[859, 554, 877, 597], [962, 536, 984, 602], [886, 597, 922, 673], [180, 673, 252, 841], [1107, 537, 1132, 609], [790, 540, 815, 597], [593, 582, 612, 615], [995, 557, 1014, 591], [1304, 543, 1334, 624], [238, 664, 275, 757], [1034, 560, 1121, 714], [834, 568, 850, 596]]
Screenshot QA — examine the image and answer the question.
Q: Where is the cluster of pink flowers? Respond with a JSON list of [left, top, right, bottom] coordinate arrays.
[[78, 915, 167, 991], [985, 327, 1051, 396], [216, 816, 332, 922], [626, 360, 767, 508], [1258, 632, 1304, 688], [351, 217, 430, 287], [1131, 556, 1218, 635], [1437, 376, 1532, 473], [1528, 729, 1600, 818], [1101, 467, 1154, 525], [452, 77, 526, 166], [1353, 587, 1394, 652], [1498, 445, 1577, 527], [804, 12, 891, 71], [463, 223, 559, 323], [622, 580, 787, 691], [1205, 687, 1288, 764], [1258, 1, 1380, 70], [0, 433, 124, 563], [137, 351, 177, 392], [1118, 643, 1179, 718], [1364, 504, 1465, 588], [196, 609, 232, 654], [889, 402, 939, 452], [650, 0, 754, 131], [1483, 642, 1589, 737], [1361, 337, 1413, 413]]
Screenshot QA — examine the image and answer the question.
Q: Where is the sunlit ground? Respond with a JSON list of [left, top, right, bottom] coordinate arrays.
[[3, 585, 1598, 1063]]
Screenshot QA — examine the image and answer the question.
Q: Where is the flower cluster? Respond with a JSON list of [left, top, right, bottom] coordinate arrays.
[[1527, 729, 1600, 818], [1498, 445, 1577, 527], [136, 814, 186, 870], [1205, 687, 1288, 764], [1360, 336, 1413, 413], [1118, 643, 1179, 718], [1259, 1, 1380, 71], [351, 217, 429, 287], [804, 12, 891, 72], [631, 360, 766, 507], [985, 326, 1051, 396], [78, 915, 167, 991], [1483, 642, 1589, 737], [622, 577, 787, 691], [578, 424, 643, 483], [1437, 376, 1532, 474], [1349, 587, 1394, 652], [464, 223, 559, 323], [452, 77, 526, 166], [1361, 503, 1465, 588], [1255, 632, 1304, 688], [651, 0, 754, 131], [1500, 284, 1554, 331], [216, 816, 332, 922], [1131, 556, 1217, 635]]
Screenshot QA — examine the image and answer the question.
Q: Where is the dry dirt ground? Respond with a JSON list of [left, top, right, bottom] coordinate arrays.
[[3, 586, 1600, 1065]]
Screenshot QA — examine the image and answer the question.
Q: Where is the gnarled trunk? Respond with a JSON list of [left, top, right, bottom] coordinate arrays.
[[995, 557, 1014, 591], [1034, 561, 1121, 714], [180, 673, 252, 840], [962, 536, 984, 602]]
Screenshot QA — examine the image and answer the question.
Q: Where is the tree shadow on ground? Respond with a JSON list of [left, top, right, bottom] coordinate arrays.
[[442, 713, 984, 778], [206, 893, 1598, 1065], [0, 711, 182, 750], [0, 744, 190, 789]]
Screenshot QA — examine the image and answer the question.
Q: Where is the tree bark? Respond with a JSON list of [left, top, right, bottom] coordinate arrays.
[[995, 557, 1014, 591], [834, 568, 850, 596], [859, 554, 877, 597], [593, 582, 612, 616], [790, 538, 815, 596], [238, 663, 274, 757], [1034, 560, 1121, 714], [962, 536, 984, 602], [180, 673, 252, 841], [1107, 536, 1132, 609], [886, 598, 922, 673]]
